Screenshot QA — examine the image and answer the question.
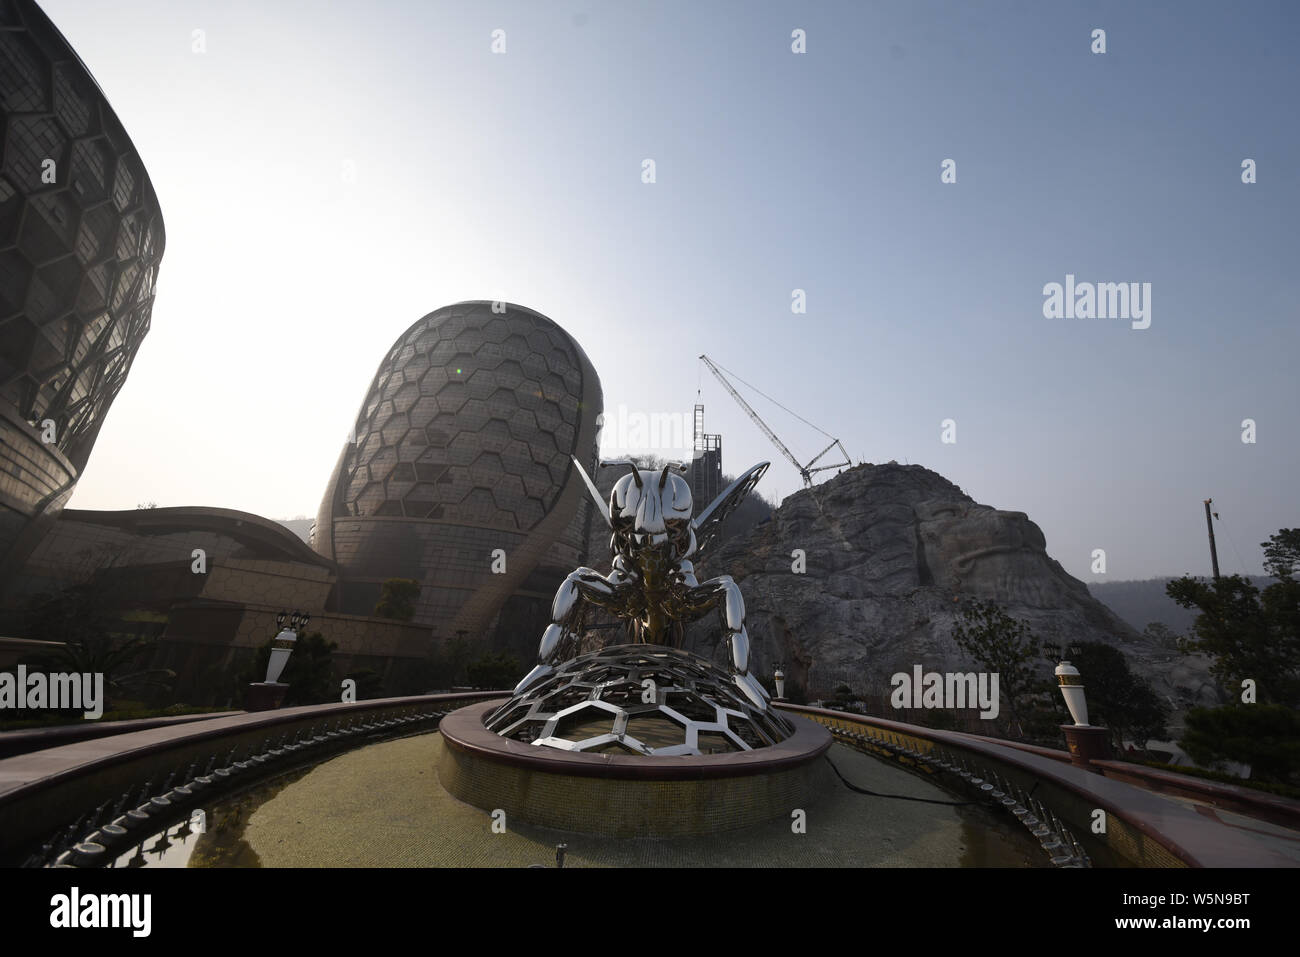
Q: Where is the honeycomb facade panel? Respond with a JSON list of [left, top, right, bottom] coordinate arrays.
[[0, 0, 166, 582], [314, 302, 603, 646]]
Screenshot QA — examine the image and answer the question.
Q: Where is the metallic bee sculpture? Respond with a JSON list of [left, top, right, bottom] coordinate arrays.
[[515, 458, 773, 710]]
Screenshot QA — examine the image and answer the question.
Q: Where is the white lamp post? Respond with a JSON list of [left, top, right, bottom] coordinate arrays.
[[1054, 660, 1089, 726], [774, 668, 786, 700], [1055, 658, 1111, 773], [249, 610, 310, 711]]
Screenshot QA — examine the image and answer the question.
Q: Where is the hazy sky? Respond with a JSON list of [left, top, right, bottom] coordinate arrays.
[[47, 0, 1298, 582]]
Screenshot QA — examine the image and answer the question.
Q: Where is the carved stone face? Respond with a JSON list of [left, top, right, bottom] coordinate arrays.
[[610, 468, 694, 565]]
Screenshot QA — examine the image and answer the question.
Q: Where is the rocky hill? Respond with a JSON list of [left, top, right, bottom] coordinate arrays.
[[674, 463, 1222, 725]]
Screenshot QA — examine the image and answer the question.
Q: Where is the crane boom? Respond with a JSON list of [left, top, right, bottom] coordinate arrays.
[[699, 355, 806, 481], [699, 354, 850, 487]]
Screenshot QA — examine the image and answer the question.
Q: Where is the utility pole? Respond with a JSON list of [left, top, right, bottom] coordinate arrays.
[[1203, 499, 1220, 580]]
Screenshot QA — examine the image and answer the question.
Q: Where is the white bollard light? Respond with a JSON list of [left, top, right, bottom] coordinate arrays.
[[1055, 660, 1089, 726], [265, 628, 298, 684]]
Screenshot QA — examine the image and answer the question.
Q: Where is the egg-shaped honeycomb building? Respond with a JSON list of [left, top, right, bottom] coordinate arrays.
[[0, 0, 165, 582], [312, 302, 603, 658]]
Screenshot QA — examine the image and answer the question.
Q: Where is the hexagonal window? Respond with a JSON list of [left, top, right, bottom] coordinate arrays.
[[114, 210, 143, 261], [502, 333, 530, 359], [457, 397, 489, 430], [418, 366, 448, 396], [553, 422, 576, 453], [446, 431, 480, 467], [468, 450, 504, 486], [112, 159, 137, 211], [74, 205, 116, 267], [663, 693, 717, 723], [30, 256, 81, 318], [539, 371, 568, 402], [0, 316, 38, 370], [354, 480, 386, 515], [492, 473, 525, 510], [624, 714, 689, 751], [526, 330, 551, 355], [529, 431, 558, 461], [52, 63, 95, 137], [507, 408, 538, 440], [552, 702, 619, 742], [535, 400, 564, 432], [409, 395, 438, 425], [523, 356, 550, 381], [379, 414, 408, 446], [486, 386, 519, 417], [380, 369, 406, 400], [435, 379, 468, 413], [369, 444, 398, 476], [403, 349, 430, 374], [0, 250, 34, 317], [68, 142, 112, 208], [0, 176, 23, 245], [393, 381, 418, 413], [410, 328, 437, 352], [491, 359, 524, 384], [546, 455, 571, 487], [481, 316, 512, 342], [480, 417, 511, 452], [457, 486, 499, 521], [465, 367, 497, 401], [4, 118, 66, 189], [517, 495, 545, 529], [696, 731, 739, 755], [546, 348, 574, 374], [519, 462, 554, 499], [110, 261, 141, 312]]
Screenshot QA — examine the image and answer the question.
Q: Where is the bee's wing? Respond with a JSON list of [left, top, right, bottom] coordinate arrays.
[[571, 455, 612, 527], [691, 461, 769, 565]]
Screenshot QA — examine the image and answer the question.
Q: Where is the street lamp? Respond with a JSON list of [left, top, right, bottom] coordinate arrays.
[[248, 609, 311, 711], [1054, 658, 1110, 773], [265, 608, 305, 686], [1054, 660, 1089, 726]]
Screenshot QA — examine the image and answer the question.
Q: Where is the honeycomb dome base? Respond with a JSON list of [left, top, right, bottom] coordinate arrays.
[[484, 644, 794, 756], [435, 650, 834, 837]]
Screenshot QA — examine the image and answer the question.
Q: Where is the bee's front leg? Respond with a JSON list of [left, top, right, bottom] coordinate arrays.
[[685, 572, 771, 711], [514, 566, 627, 694]]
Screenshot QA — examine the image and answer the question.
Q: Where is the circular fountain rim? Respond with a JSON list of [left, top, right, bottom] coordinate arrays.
[[440, 699, 831, 780]]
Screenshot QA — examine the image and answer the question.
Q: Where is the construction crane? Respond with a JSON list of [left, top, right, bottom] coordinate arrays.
[[699, 354, 851, 488]]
